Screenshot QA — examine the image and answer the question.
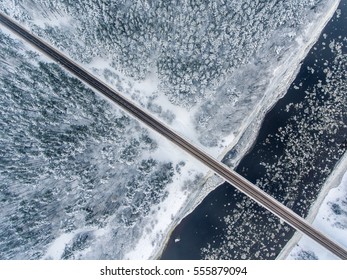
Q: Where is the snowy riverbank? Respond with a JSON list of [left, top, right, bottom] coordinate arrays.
[[278, 151, 347, 259]]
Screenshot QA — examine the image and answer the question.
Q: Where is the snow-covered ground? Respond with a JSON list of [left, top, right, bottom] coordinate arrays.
[[1, 0, 340, 158], [0, 0, 342, 259], [0, 29, 209, 259]]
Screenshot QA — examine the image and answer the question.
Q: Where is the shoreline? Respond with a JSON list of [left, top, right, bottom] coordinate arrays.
[[277, 151, 347, 259]]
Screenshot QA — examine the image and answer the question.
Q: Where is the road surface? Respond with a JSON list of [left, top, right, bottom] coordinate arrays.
[[1, 12, 346, 259]]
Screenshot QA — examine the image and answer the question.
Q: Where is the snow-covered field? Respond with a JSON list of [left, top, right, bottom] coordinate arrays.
[[0, 0, 343, 259]]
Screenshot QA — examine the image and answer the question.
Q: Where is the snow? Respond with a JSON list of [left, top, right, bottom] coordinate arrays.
[[2, 1, 340, 162], [44, 230, 84, 260], [0, 28, 213, 260], [0, 0, 343, 260], [125, 130, 211, 259], [125, 167, 199, 259], [0, 29, 184, 259], [30, 12, 72, 29]]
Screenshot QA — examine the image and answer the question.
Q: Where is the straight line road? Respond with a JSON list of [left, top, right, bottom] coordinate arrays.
[[1, 12, 346, 259]]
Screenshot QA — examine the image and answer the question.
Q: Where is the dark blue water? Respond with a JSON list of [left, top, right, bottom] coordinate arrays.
[[161, 1, 347, 260]]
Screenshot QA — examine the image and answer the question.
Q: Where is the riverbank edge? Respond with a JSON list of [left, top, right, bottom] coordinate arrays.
[[277, 151, 347, 259]]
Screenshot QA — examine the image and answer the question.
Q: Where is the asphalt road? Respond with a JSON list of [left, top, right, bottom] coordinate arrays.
[[1, 12, 346, 259]]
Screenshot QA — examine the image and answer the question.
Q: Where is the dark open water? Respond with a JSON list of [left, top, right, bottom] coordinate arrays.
[[161, 1, 347, 260]]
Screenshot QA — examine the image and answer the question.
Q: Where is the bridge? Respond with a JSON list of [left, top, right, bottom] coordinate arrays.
[[1, 12, 346, 259]]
